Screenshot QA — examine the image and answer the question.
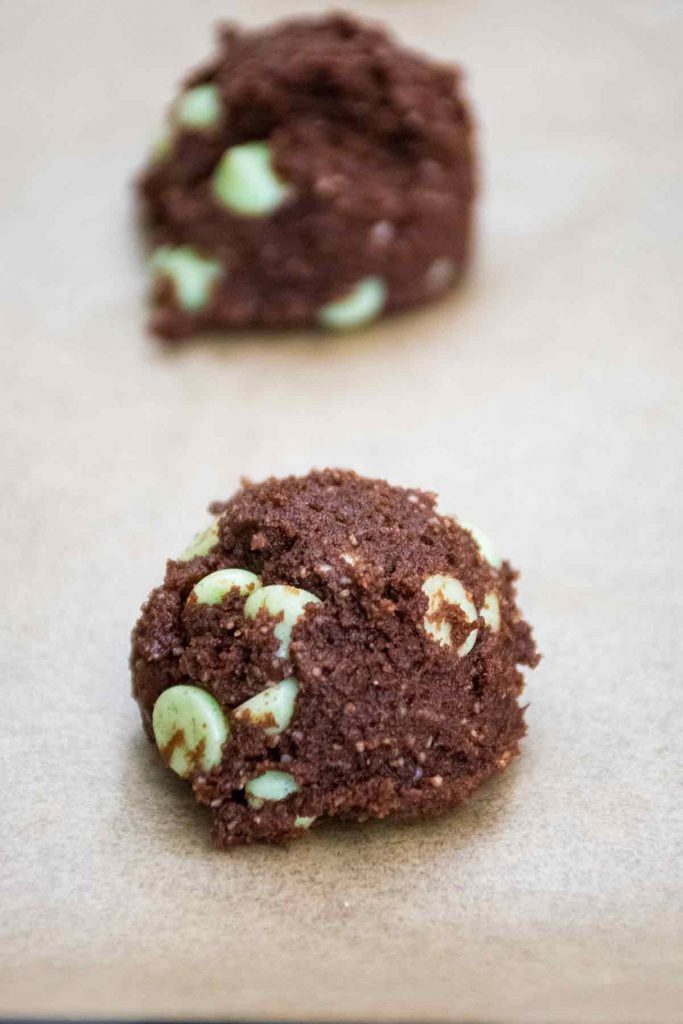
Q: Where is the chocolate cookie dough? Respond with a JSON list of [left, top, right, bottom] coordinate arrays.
[[138, 13, 476, 338], [131, 470, 539, 846]]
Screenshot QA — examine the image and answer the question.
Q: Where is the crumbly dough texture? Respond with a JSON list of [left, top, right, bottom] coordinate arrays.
[[138, 13, 476, 337], [131, 470, 539, 846]]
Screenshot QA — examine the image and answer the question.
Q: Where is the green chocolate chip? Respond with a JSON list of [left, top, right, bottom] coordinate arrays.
[[422, 574, 478, 657], [192, 568, 261, 606], [175, 84, 221, 130], [294, 815, 316, 829], [212, 141, 290, 217], [244, 584, 320, 658], [234, 677, 298, 736], [150, 246, 222, 312], [318, 277, 386, 331], [178, 520, 219, 561], [481, 591, 501, 633], [152, 685, 229, 779], [245, 770, 300, 808], [459, 521, 502, 569]]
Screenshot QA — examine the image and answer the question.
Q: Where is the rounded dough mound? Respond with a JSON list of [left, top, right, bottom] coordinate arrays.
[[138, 13, 476, 338], [131, 470, 539, 847]]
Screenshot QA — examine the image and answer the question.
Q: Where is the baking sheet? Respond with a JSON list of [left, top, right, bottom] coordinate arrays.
[[1, 1, 682, 1021]]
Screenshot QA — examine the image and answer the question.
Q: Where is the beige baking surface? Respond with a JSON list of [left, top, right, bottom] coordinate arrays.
[[1, 1, 682, 1021]]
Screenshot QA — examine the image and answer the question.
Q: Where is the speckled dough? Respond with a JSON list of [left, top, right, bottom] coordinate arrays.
[[131, 470, 539, 846], [138, 13, 476, 338]]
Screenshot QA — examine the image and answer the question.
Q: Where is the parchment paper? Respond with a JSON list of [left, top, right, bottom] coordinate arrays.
[[1, 1, 682, 1021]]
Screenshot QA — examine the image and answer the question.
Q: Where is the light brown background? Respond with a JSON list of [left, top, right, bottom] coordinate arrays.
[[1, 1, 682, 1021]]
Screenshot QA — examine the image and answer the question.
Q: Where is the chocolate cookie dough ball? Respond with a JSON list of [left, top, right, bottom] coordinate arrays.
[[131, 470, 538, 846], [138, 14, 476, 338]]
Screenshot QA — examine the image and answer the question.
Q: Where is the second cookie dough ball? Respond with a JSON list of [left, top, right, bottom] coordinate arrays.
[[139, 13, 476, 338]]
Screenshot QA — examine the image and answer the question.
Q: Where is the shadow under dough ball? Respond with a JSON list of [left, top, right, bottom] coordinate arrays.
[[131, 470, 539, 846], [138, 13, 477, 338]]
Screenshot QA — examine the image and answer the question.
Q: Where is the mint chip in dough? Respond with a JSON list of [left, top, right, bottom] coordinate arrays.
[[176, 84, 222, 130], [319, 277, 386, 332], [212, 141, 291, 217], [152, 685, 229, 779], [150, 246, 222, 312]]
